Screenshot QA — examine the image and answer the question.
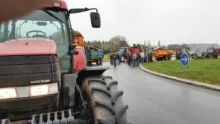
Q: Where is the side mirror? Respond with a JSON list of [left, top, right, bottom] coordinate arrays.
[[90, 12, 101, 28], [69, 50, 79, 55], [69, 44, 76, 50], [68, 8, 101, 28]]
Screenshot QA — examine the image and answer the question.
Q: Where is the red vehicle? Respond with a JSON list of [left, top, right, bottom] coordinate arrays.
[[206, 47, 220, 58], [128, 47, 141, 54], [125, 46, 141, 61], [0, 0, 129, 123], [176, 47, 190, 60]]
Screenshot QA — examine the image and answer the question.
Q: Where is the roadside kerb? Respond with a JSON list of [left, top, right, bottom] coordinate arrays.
[[139, 64, 220, 92]]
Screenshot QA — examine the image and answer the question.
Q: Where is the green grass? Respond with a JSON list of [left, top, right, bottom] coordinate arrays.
[[143, 59, 220, 85], [103, 54, 110, 61]]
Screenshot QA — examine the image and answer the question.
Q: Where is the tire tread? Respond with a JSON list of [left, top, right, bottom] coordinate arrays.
[[83, 76, 128, 124]]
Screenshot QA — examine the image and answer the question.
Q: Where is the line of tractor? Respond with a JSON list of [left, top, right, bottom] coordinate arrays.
[[0, 0, 129, 123], [107, 43, 220, 67]]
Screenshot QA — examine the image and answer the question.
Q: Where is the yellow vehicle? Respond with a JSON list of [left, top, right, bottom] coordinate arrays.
[[152, 52, 156, 61], [152, 48, 174, 61], [72, 31, 104, 65]]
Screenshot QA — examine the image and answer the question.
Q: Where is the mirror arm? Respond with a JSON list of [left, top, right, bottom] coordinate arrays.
[[87, 8, 98, 13], [68, 7, 99, 16]]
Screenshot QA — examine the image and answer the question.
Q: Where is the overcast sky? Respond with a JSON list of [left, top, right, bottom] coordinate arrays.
[[65, 0, 220, 46]]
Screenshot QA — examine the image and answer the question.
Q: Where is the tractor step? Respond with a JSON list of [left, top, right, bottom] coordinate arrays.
[[1, 109, 91, 124]]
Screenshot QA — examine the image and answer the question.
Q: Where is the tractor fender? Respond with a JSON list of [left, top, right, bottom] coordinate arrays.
[[76, 66, 109, 85]]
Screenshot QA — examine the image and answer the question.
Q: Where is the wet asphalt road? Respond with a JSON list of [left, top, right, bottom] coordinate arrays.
[[101, 62, 220, 124]]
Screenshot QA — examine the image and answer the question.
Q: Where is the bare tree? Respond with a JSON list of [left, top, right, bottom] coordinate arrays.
[[109, 35, 129, 52]]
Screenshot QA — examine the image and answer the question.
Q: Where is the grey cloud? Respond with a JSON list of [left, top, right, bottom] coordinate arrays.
[[65, 0, 220, 45]]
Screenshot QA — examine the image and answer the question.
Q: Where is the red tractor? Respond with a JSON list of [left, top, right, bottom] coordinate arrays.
[[176, 47, 190, 60], [206, 47, 220, 58], [0, 0, 129, 123], [126, 45, 141, 61]]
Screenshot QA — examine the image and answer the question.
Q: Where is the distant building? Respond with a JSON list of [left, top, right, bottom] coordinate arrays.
[[167, 44, 180, 51], [187, 43, 218, 52]]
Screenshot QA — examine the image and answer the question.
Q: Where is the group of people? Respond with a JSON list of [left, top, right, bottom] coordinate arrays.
[[126, 52, 144, 66], [109, 51, 145, 67]]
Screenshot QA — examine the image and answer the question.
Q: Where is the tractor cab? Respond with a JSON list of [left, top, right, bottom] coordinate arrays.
[[0, 0, 102, 121], [0, 1, 129, 123]]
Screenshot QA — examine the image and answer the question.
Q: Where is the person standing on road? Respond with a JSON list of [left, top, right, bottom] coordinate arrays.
[[132, 52, 137, 66], [139, 52, 145, 64], [138, 53, 144, 65], [112, 53, 118, 67], [128, 52, 132, 66], [136, 53, 141, 65], [116, 53, 121, 65], [110, 53, 113, 65]]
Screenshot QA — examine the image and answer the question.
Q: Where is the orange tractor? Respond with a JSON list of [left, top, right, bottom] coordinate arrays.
[[152, 47, 174, 61], [0, 0, 129, 123], [72, 31, 104, 65]]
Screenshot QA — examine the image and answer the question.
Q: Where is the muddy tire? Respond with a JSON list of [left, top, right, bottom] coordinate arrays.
[[88, 62, 92, 66], [96, 60, 99, 65], [165, 56, 169, 60], [99, 59, 103, 65], [82, 76, 128, 124]]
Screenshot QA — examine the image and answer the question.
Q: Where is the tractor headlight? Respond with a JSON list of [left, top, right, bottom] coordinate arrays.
[[30, 85, 49, 96], [0, 88, 17, 99], [0, 83, 58, 99], [30, 83, 58, 97]]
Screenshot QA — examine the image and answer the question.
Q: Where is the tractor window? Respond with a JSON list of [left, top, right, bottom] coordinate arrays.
[[118, 48, 124, 53], [0, 10, 69, 43], [208, 49, 214, 53], [0, 24, 4, 41], [181, 48, 187, 52], [0, 10, 71, 73]]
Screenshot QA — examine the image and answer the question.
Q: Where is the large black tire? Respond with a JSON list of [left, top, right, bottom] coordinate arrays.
[[168, 55, 171, 60], [96, 60, 99, 65], [156, 58, 160, 61], [99, 59, 103, 65], [88, 62, 92, 66], [165, 56, 169, 60], [82, 76, 128, 124]]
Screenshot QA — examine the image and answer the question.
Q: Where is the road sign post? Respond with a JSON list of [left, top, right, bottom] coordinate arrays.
[[180, 53, 189, 71]]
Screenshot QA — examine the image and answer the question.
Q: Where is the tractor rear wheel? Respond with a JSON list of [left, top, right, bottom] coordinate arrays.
[[96, 59, 99, 65], [168, 55, 171, 60], [165, 56, 169, 60], [99, 59, 103, 65], [82, 76, 128, 124], [88, 62, 92, 65]]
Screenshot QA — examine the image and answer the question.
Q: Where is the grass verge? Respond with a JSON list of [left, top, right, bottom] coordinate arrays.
[[143, 59, 220, 86], [103, 54, 110, 61]]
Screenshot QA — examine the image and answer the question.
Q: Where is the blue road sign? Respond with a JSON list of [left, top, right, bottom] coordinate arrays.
[[181, 53, 189, 66]]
